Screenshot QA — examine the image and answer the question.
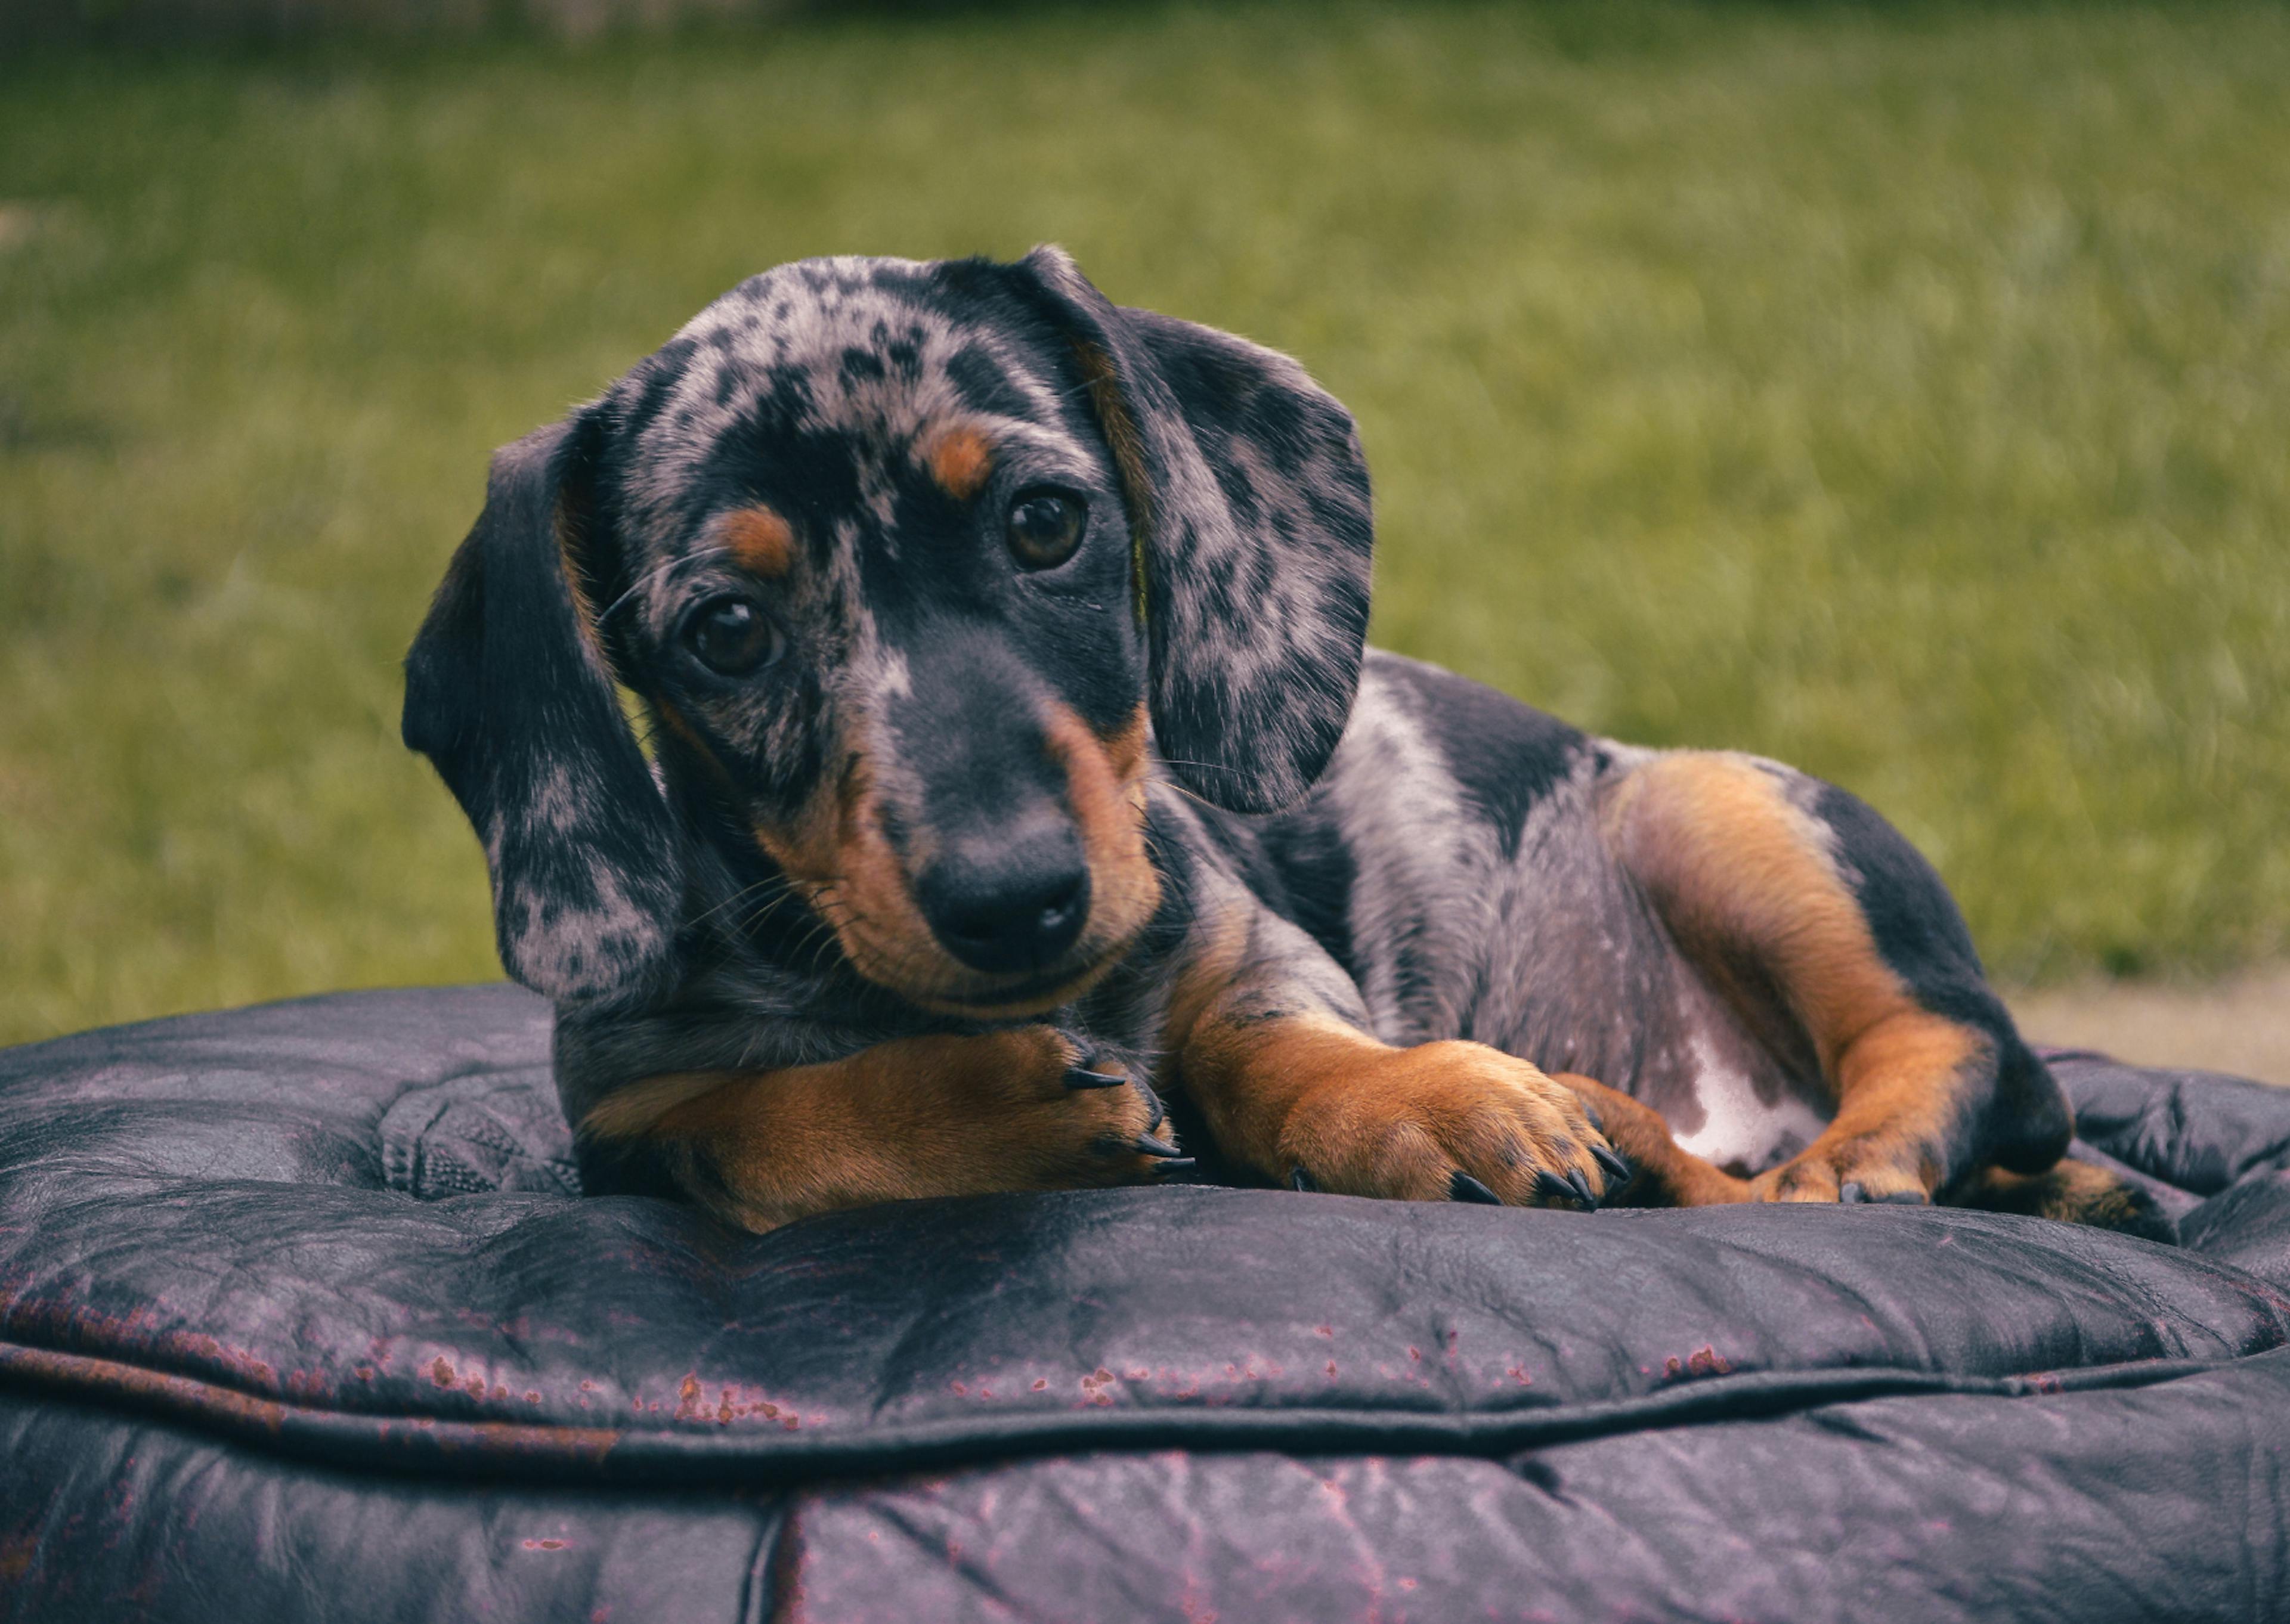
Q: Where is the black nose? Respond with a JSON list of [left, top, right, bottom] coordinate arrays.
[[916, 825, 1092, 975]]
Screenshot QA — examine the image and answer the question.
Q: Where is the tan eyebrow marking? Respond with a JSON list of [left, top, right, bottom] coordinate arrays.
[[923, 424, 995, 502], [719, 506, 796, 579]]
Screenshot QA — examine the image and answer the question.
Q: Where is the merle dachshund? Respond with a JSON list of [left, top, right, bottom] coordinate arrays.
[[404, 247, 2164, 1239]]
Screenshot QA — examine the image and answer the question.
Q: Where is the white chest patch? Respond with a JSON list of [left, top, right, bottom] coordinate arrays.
[[1671, 1031, 1828, 1174]]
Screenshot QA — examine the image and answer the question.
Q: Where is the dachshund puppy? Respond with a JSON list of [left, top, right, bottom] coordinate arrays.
[[404, 247, 2164, 1239]]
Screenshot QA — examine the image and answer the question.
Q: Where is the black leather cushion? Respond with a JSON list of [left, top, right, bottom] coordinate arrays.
[[3, 986, 2287, 1622]]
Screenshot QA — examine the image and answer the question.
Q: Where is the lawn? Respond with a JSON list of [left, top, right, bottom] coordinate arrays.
[[3, 0, 2287, 1046]]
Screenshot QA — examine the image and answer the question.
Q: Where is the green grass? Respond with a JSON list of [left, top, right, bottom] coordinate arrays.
[[4, 1, 2288, 1045]]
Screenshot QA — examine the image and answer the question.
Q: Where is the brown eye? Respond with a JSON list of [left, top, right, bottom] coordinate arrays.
[[1006, 489, 1085, 570], [682, 594, 784, 677]]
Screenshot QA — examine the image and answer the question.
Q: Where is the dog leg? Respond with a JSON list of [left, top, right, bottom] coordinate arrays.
[[1550, 1073, 1753, 1207], [1159, 882, 1626, 1208], [1603, 752, 2073, 1208], [1950, 1161, 2177, 1243], [574, 1027, 1176, 1233]]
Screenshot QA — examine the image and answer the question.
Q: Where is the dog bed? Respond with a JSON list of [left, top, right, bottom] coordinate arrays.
[[2, 984, 2286, 1623]]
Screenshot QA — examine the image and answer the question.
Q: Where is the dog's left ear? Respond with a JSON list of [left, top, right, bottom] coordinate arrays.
[[401, 414, 682, 1006], [1000, 246, 1375, 814]]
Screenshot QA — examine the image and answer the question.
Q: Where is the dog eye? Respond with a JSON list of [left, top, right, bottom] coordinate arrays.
[[681, 594, 784, 678], [1006, 489, 1085, 570]]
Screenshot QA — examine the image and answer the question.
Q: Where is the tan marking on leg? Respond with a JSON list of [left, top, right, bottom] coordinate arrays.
[[1604, 752, 1990, 1202], [716, 506, 796, 579], [921, 424, 995, 503], [1160, 898, 1255, 1069], [580, 1068, 735, 1142], [1181, 1011, 1616, 1205], [581, 1028, 1168, 1234], [1953, 1161, 2171, 1237], [1551, 1073, 1753, 1208], [1777, 1009, 1985, 1201]]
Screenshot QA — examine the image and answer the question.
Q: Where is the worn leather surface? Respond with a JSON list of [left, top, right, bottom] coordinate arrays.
[[4, 986, 2288, 1621]]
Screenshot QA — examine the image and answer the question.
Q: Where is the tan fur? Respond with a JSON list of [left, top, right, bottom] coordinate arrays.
[[752, 748, 961, 1005], [1066, 338, 1153, 625], [584, 1028, 1166, 1234], [751, 702, 1157, 1019], [922, 424, 995, 503], [651, 698, 732, 784], [1180, 1009, 1613, 1205], [1095, 702, 1150, 779], [1954, 1161, 2159, 1231], [1604, 753, 1992, 1203], [1161, 902, 1255, 1070], [1040, 698, 1161, 958], [1552, 1073, 1753, 1208], [717, 506, 796, 579], [553, 502, 611, 665]]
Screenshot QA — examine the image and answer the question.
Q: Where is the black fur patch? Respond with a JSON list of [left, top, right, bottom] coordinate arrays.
[[1815, 780, 2071, 1171], [1384, 659, 1585, 859], [571, 1128, 690, 1202], [1248, 802, 1361, 979], [1814, 783, 1997, 1025]]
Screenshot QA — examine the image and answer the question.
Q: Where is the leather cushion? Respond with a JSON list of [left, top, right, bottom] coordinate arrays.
[[4, 986, 2286, 1621]]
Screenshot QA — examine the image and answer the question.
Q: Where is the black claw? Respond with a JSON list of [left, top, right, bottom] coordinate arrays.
[[1289, 1166, 1317, 1193], [1534, 1169, 1580, 1207], [1138, 1080, 1168, 1133], [1564, 1168, 1600, 1212], [1450, 1171, 1503, 1205], [1135, 1135, 1184, 1160], [1839, 1181, 1870, 1204], [1876, 1189, 1930, 1205], [1065, 1067, 1127, 1090], [1152, 1157, 1197, 1179], [1592, 1144, 1633, 1191], [1582, 1103, 1604, 1134]]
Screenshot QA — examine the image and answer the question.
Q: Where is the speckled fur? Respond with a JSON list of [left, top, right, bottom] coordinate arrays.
[[404, 249, 2162, 1239]]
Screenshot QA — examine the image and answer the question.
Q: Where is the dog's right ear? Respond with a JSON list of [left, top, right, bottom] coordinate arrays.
[[402, 414, 681, 1006]]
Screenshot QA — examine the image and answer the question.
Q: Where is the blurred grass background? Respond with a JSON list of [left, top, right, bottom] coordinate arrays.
[[2, 1, 2287, 1046]]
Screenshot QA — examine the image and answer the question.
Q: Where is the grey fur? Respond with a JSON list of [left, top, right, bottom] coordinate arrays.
[[404, 420, 683, 1006], [404, 249, 2059, 1209], [1007, 247, 1375, 814]]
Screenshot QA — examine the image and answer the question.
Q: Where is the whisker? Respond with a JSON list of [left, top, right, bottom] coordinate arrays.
[[1149, 776, 1224, 815], [803, 891, 858, 980], [594, 553, 697, 627], [690, 876, 788, 930]]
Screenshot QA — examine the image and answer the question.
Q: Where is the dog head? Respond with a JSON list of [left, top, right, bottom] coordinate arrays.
[[404, 249, 1373, 1014]]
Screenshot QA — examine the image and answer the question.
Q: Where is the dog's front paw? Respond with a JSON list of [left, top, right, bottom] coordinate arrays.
[[591, 1027, 1185, 1232], [968, 1025, 1189, 1191], [1276, 1039, 1624, 1210]]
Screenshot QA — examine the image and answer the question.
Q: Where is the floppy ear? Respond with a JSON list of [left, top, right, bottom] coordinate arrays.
[[1004, 246, 1375, 814], [401, 414, 682, 1006]]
